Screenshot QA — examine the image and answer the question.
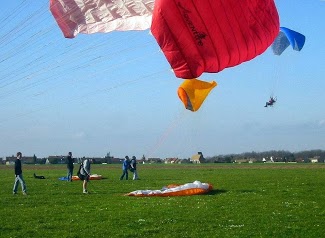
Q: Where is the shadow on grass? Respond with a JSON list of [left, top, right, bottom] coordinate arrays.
[[237, 189, 257, 193], [205, 189, 227, 195], [203, 189, 257, 196]]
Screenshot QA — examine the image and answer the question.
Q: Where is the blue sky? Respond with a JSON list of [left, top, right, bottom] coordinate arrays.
[[0, 0, 324, 159]]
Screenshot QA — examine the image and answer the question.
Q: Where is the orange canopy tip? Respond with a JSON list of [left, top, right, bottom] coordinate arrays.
[[178, 79, 217, 112]]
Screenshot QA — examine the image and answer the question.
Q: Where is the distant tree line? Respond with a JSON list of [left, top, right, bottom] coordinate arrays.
[[2, 150, 325, 165], [206, 150, 325, 163]]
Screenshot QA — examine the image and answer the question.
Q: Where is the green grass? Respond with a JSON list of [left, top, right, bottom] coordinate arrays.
[[1, 163, 324, 238]]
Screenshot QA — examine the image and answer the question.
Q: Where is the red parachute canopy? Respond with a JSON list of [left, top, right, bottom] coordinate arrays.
[[151, 0, 280, 79]]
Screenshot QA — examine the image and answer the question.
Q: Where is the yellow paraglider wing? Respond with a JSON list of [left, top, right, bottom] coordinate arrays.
[[177, 79, 217, 112]]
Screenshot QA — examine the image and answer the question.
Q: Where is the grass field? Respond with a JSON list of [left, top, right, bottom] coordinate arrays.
[[1, 163, 324, 238]]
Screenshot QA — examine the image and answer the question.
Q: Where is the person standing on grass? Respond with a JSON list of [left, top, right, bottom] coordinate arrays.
[[66, 152, 74, 182], [80, 158, 92, 194], [13, 152, 27, 195], [120, 156, 130, 180], [130, 156, 139, 180]]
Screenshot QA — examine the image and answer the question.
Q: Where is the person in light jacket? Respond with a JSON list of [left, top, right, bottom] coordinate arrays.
[[80, 158, 92, 194]]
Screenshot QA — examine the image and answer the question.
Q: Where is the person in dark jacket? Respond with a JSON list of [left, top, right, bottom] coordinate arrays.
[[66, 152, 74, 182], [13, 152, 27, 195], [130, 156, 139, 180]]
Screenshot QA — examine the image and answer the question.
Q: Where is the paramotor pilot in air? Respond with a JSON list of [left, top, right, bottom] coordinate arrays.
[[264, 97, 276, 107]]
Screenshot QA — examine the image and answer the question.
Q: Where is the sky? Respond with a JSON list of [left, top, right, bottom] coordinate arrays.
[[0, 0, 324, 159]]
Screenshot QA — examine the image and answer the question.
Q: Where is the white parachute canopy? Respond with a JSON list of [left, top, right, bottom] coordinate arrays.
[[50, 0, 155, 38]]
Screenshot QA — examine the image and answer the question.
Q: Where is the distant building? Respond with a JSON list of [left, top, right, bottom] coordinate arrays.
[[235, 158, 249, 164], [178, 158, 190, 164], [5, 155, 36, 164], [165, 158, 178, 164], [190, 152, 205, 164], [146, 158, 162, 164], [310, 156, 320, 163], [48, 155, 66, 164], [296, 157, 304, 163], [105, 157, 121, 164]]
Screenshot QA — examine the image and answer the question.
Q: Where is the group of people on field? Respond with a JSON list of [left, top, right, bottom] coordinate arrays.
[[12, 151, 139, 195], [12, 151, 92, 195], [66, 152, 92, 194], [120, 155, 139, 180]]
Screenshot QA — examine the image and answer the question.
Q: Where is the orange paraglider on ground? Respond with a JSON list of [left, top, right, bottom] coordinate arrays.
[[72, 174, 102, 181], [126, 181, 213, 197]]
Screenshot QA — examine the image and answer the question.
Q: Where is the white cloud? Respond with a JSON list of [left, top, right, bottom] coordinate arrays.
[[73, 131, 87, 139], [318, 120, 325, 127]]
